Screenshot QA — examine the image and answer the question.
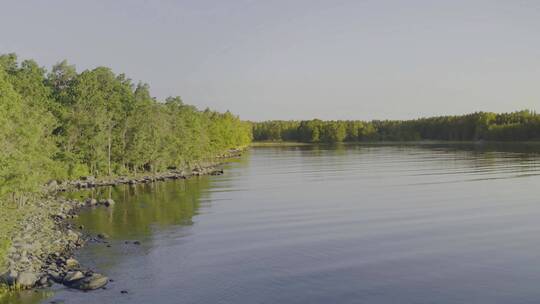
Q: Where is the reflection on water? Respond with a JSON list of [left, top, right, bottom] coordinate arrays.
[[11, 143, 540, 304], [76, 177, 212, 239], [0, 290, 52, 304]]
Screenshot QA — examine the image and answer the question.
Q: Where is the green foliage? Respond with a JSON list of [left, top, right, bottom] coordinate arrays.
[[0, 53, 251, 198], [0, 53, 251, 272], [0, 68, 57, 199], [252, 120, 300, 141], [0, 64, 56, 272], [252, 111, 540, 143]]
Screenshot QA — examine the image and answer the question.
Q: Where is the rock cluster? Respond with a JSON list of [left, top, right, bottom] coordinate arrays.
[[0, 198, 110, 291], [84, 198, 115, 207], [47, 166, 224, 191], [1, 163, 227, 291], [0, 197, 103, 290]]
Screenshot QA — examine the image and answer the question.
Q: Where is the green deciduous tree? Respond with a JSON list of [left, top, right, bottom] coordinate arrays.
[[0, 69, 57, 201]]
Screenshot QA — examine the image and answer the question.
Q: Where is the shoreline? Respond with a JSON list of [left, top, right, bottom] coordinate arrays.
[[0, 150, 243, 293], [251, 140, 540, 145]]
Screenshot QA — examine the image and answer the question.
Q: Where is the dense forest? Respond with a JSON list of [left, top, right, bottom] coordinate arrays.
[[252, 111, 540, 143], [0, 53, 252, 202]]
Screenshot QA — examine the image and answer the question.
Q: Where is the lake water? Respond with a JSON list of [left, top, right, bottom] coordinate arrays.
[[12, 143, 540, 304]]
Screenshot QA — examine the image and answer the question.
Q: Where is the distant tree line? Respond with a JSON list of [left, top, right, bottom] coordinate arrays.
[[0, 53, 252, 201], [252, 111, 540, 143]]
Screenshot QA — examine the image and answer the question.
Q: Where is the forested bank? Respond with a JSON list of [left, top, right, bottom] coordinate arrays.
[[0, 53, 251, 272], [0, 53, 251, 202], [252, 111, 540, 143]]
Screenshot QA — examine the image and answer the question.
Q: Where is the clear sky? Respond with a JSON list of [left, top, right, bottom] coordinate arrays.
[[1, 0, 539, 121]]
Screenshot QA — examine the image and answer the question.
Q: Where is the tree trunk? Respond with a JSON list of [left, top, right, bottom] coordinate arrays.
[[108, 128, 112, 176]]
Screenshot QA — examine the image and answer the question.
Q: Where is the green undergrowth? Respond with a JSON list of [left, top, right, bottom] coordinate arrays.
[[0, 201, 25, 275]]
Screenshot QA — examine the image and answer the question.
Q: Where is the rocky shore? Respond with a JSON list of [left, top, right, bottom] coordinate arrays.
[[53, 166, 225, 191], [0, 195, 89, 290], [0, 164, 227, 291]]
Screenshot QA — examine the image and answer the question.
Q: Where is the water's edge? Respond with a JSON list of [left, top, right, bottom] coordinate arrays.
[[0, 150, 243, 295]]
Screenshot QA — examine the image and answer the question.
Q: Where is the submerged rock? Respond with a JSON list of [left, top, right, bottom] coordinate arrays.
[[67, 273, 109, 291]]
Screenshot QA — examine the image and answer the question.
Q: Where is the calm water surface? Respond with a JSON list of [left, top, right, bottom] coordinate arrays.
[[16, 143, 540, 303]]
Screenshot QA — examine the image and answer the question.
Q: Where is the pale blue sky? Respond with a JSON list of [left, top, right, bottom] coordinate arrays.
[[1, 0, 539, 120]]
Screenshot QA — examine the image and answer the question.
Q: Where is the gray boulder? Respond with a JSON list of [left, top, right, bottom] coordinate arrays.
[[68, 273, 109, 291], [63, 271, 84, 283], [65, 257, 79, 269], [46, 180, 58, 188], [48, 271, 64, 283], [0, 270, 17, 285], [16, 271, 39, 288], [103, 199, 115, 207], [85, 198, 98, 206]]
